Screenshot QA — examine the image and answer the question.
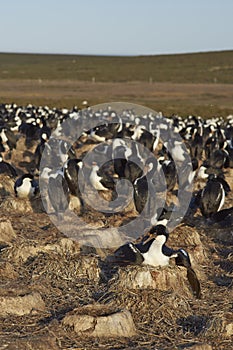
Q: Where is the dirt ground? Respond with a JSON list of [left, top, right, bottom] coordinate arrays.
[[0, 132, 232, 350], [1, 79, 233, 117]]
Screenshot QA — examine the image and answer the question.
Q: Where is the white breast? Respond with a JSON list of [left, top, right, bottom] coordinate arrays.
[[142, 236, 170, 267], [90, 166, 107, 191], [90, 130, 106, 142], [197, 166, 208, 179], [17, 178, 34, 198], [0, 130, 8, 143]]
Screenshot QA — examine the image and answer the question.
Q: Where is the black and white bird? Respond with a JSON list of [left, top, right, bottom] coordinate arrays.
[[63, 158, 83, 196], [197, 160, 225, 180], [124, 143, 144, 183], [14, 174, 39, 198], [112, 139, 129, 178], [111, 224, 201, 298], [159, 159, 177, 192], [88, 123, 121, 142], [208, 149, 229, 169], [226, 138, 233, 168], [189, 123, 204, 160], [131, 124, 159, 152], [133, 156, 158, 215], [89, 162, 115, 191], [178, 157, 198, 191], [58, 140, 76, 164], [48, 170, 69, 220], [34, 135, 50, 170], [0, 127, 18, 152], [199, 174, 231, 218], [163, 139, 187, 163]]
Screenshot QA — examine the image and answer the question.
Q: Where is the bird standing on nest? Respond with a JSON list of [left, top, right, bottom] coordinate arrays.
[[14, 174, 39, 198], [111, 224, 201, 299]]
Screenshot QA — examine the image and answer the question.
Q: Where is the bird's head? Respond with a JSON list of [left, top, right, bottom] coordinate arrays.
[[142, 224, 169, 246]]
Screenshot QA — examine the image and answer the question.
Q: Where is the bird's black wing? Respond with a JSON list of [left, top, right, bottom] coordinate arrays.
[[97, 167, 116, 190], [200, 181, 224, 217], [217, 177, 231, 195], [14, 177, 22, 195], [124, 161, 143, 183], [64, 159, 81, 195], [48, 175, 69, 213], [110, 242, 144, 266], [187, 267, 201, 299], [0, 162, 17, 177], [175, 249, 201, 299], [31, 179, 39, 195], [133, 176, 148, 213]]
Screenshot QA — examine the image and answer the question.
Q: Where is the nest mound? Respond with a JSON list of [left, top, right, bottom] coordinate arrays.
[[0, 130, 232, 349], [0, 211, 232, 349]]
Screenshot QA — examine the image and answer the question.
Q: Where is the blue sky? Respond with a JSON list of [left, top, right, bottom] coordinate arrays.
[[1, 0, 233, 56]]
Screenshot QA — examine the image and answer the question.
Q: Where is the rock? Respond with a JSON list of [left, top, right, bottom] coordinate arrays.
[[62, 305, 136, 338], [0, 196, 44, 214], [75, 227, 125, 250], [29, 253, 101, 284], [221, 314, 233, 337], [14, 136, 27, 152], [68, 194, 82, 211], [0, 220, 16, 243], [170, 226, 206, 265], [47, 215, 126, 254], [113, 265, 195, 298], [74, 255, 101, 282], [225, 322, 233, 337], [0, 197, 31, 212], [204, 313, 233, 338], [0, 175, 14, 197], [43, 237, 80, 255], [2, 336, 59, 350], [0, 292, 46, 316], [8, 237, 80, 263], [0, 262, 18, 279]]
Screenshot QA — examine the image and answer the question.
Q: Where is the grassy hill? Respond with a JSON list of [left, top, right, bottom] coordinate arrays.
[[0, 50, 233, 84], [0, 50, 233, 117]]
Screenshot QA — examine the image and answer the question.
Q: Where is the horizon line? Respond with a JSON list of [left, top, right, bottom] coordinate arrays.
[[0, 48, 232, 58]]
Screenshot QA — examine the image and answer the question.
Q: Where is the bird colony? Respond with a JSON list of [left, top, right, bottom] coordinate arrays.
[[0, 102, 232, 349]]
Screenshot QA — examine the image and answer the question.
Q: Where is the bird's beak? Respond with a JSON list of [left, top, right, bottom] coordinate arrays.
[[142, 233, 157, 245]]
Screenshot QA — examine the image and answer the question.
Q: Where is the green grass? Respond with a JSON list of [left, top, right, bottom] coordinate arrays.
[[0, 50, 233, 118], [0, 50, 233, 83]]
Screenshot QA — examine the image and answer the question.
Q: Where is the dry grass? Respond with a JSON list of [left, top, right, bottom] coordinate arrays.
[[0, 79, 233, 118], [0, 134, 232, 349]]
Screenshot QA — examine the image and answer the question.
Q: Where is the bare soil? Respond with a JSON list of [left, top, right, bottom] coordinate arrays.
[[1, 79, 233, 117]]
